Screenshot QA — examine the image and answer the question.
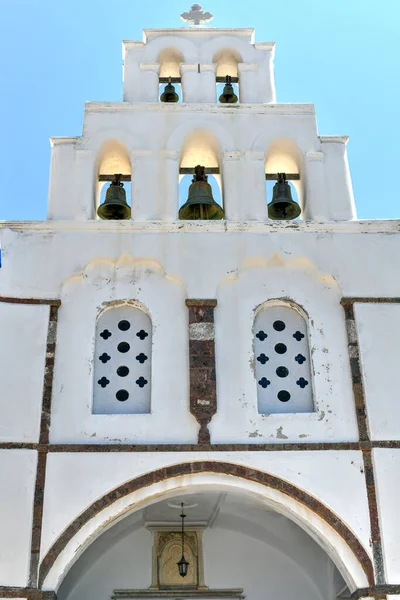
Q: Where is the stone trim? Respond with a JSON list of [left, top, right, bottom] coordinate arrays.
[[0, 588, 56, 600], [342, 298, 386, 585], [186, 300, 218, 444], [352, 585, 400, 599], [0, 297, 61, 306], [38, 461, 374, 588], [4, 441, 400, 451], [29, 305, 60, 587]]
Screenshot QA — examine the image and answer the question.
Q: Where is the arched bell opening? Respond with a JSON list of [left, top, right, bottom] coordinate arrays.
[[55, 480, 359, 600], [214, 48, 241, 104], [158, 47, 184, 103], [265, 139, 304, 221], [96, 140, 132, 220], [178, 130, 224, 220]]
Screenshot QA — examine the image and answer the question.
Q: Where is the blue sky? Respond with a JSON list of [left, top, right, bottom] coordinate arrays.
[[0, 0, 398, 220]]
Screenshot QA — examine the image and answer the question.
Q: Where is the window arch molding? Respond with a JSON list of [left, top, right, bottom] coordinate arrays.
[[51, 254, 198, 444], [211, 254, 358, 444]]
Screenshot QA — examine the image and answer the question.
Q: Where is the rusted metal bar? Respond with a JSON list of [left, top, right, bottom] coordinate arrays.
[[98, 175, 131, 182], [159, 77, 182, 84], [216, 76, 239, 83], [265, 173, 300, 181], [179, 167, 220, 175]]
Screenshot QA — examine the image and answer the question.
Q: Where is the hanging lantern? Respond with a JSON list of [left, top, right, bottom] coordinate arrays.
[[160, 77, 179, 103], [177, 503, 189, 578], [97, 175, 131, 220], [267, 173, 301, 220], [218, 75, 238, 104], [179, 165, 224, 220]]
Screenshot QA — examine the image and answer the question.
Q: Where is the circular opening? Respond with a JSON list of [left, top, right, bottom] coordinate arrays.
[[118, 320, 131, 331], [273, 320, 286, 332], [117, 366, 129, 377], [274, 343, 287, 355], [118, 342, 130, 353], [278, 390, 291, 402], [116, 389, 129, 402], [276, 366, 289, 378]]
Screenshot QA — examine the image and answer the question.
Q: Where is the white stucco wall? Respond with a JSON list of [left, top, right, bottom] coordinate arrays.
[[355, 303, 400, 440], [372, 449, 400, 583], [0, 450, 37, 586], [0, 303, 49, 442]]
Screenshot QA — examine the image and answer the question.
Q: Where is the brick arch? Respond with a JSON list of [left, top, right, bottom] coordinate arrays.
[[39, 461, 374, 590]]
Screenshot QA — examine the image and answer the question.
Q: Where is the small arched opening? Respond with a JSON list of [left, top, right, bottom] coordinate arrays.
[[265, 139, 304, 221], [96, 140, 131, 220], [178, 129, 224, 220], [214, 48, 241, 104], [93, 302, 152, 414], [158, 47, 184, 103], [254, 300, 314, 414]]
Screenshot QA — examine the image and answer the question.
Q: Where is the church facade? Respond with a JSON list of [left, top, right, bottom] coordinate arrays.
[[1, 8, 400, 600]]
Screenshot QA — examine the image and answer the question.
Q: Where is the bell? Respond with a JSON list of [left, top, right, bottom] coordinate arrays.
[[268, 174, 301, 220], [97, 175, 131, 220], [179, 165, 224, 220], [160, 77, 179, 103], [218, 75, 238, 104]]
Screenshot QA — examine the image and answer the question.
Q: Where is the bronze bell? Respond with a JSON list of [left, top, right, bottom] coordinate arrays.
[[268, 173, 301, 220], [179, 165, 225, 220], [97, 175, 131, 220], [218, 75, 238, 104], [160, 77, 179, 103]]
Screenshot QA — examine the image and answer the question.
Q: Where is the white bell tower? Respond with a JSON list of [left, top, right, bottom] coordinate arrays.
[[1, 7, 400, 600]]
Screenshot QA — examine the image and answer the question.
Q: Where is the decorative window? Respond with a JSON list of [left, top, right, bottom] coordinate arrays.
[[93, 304, 151, 414], [254, 304, 313, 414]]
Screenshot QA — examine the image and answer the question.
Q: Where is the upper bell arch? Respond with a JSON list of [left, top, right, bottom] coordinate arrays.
[[39, 462, 373, 593]]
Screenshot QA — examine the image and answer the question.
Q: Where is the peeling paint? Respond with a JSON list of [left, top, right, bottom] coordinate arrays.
[[276, 426, 288, 439]]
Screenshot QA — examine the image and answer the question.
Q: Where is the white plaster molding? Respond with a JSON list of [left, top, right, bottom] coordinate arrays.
[[84, 101, 315, 115], [143, 29, 255, 42], [319, 136, 349, 145], [50, 137, 79, 147], [161, 150, 180, 160], [139, 63, 161, 73], [237, 63, 259, 72], [223, 151, 241, 161], [131, 149, 154, 160], [180, 63, 200, 72], [306, 151, 324, 162], [2, 219, 400, 234], [200, 63, 217, 72], [245, 150, 265, 161], [254, 42, 276, 52]]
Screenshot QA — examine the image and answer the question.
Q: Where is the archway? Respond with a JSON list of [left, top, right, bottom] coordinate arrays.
[[39, 463, 373, 594]]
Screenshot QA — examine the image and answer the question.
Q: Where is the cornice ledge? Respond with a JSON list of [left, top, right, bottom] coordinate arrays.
[[319, 135, 349, 145], [84, 102, 315, 115], [2, 219, 400, 234], [50, 136, 79, 147]]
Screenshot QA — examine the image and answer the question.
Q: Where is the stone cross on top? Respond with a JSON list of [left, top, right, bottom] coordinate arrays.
[[180, 4, 214, 26]]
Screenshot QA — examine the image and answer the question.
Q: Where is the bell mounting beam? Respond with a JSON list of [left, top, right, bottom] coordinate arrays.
[[158, 76, 239, 84], [265, 173, 300, 180], [179, 167, 220, 175], [99, 171, 300, 182], [98, 175, 131, 182]]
